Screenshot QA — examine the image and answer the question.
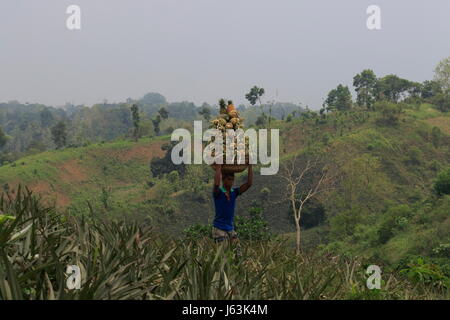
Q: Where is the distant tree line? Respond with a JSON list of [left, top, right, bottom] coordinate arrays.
[[322, 57, 450, 113]]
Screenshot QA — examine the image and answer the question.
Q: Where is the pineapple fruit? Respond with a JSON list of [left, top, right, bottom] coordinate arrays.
[[208, 98, 249, 165]]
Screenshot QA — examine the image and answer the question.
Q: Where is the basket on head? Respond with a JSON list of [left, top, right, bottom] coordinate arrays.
[[210, 164, 249, 173]]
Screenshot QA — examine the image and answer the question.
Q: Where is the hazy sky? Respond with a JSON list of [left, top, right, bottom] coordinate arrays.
[[1, 0, 449, 109]]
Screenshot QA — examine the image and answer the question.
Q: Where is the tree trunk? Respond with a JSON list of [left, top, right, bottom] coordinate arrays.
[[295, 217, 301, 255]]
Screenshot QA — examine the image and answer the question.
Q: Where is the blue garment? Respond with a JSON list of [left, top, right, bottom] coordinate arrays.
[[213, 186, 240, 231]]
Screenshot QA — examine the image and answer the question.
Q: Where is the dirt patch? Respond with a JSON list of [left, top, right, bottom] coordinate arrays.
[[28, 181, 71, 208], [30, 181, 52, 194], [118, 141, 166, 162], [425, 117, 450, 135], [283, 126, 306, 154], [58, 160, 89, 183]]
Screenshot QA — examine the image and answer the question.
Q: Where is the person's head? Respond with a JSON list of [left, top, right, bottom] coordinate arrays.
[[222, 172, 235, 190]]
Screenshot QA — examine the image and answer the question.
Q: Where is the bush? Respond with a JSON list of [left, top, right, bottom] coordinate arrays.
[[150, 142, 186, 178], [434, 168, 450, 196], [377, 205, 412, 244], [374, 101, 403, 126], [235, 206, 271, 241], [406, 146, 423, 165], [286, 114, 293, 122], [431, 92, 450, 112], [301, 200, 326, 229], [400, 257, 449, 289], [183, 224, 210, 241]]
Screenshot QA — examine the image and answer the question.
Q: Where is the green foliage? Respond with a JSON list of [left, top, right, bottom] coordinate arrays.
[[198, 104, 212, 121], [183, 165, 209, 194], [377, 205, 412, 244], [150, 142, 186, 178], [421, 80, 442, 99], [374, 101, 403, 126], [400, 257, 449, 289], [130, 104, 140, 141], [324, 84, 352, 111], [434, 56, 450, 92], [353, 69, 377, 109], [158, 107, 169, 120], [152, 115, 161, 136], [406, 146, 423, 165], [141, 92, 167, 105], [376, 75, 412, 103], [0, 127, 7, 149], [183, 224, 210, 241], [100, 185, 112, 210], [431, 91, 450, 112], [430, 126, 442, 147], [167, 170, 179, 185], [434, 168, 450, 196], [255, 114, 267, 126], [245, 86, 265, 106], [301, 200, 326, 229], [51, 121, 67, 149], [286, 114, 293, 122], [432, 243, 450, 258], [235, 206, 271, 241], [0, 181, 448, 300]]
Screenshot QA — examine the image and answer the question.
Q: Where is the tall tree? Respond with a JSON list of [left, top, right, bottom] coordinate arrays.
[[0, 127, 7, 149], [375, 75, 412, 102], [39, 108, 54, 128], [421, 80, 442, 99], [245, 86, 265, 106], [324, 84, 352, 111], [280, 157, 333, 255], [158, 107, 169, 120], [140, 92, 167, 105], [51, 121, 67, 149], [131, 104, 140, 141], [246, 86, 266, 124], [353, 69, 377, 109], [152, 115, 162, 136], [434, 57, 450, 91], [198, 104, 212, 120]]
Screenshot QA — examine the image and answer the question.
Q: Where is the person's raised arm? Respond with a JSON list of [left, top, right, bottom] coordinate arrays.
[[239, 164, 253, 194], [213, 164, 222, 196]]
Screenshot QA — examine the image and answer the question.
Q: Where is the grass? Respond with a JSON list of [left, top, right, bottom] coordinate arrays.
[[404, 103, 444, 120]]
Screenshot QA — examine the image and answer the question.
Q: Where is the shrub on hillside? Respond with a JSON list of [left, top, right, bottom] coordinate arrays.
[[433, 168, 450, 196], [183, 223, 211, 241], [374, 101, 403, 126], [235, 206, 271, 241], [150, 142, 186, 178], [400, 257, 449, 289], [431, 91, 450, 112], [377, 205, 412, 244]]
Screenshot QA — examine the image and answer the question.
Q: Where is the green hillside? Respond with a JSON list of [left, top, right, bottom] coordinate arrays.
[[0, 136, 167, 209], [1, 103, 449, 267]]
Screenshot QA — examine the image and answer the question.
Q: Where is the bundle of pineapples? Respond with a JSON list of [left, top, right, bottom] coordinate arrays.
[[209, 99, 250, 171]]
